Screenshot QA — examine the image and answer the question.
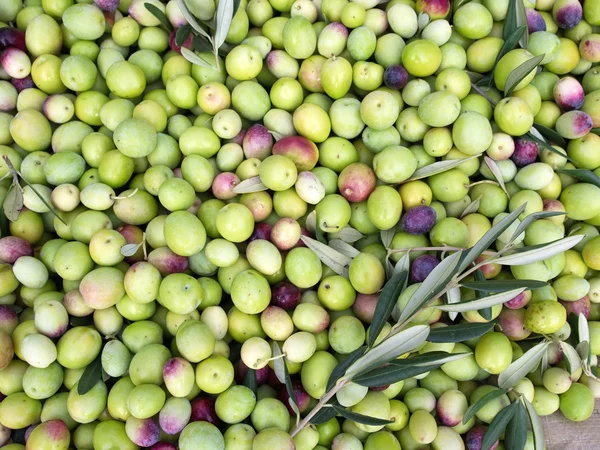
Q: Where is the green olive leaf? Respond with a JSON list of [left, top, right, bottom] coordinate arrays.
[[556, 168, 600, 189], [121, 243, 143, 257], [380, 228, 395, 249], [533, 122, 567, 147], [493, 235, 584, 266], [561, 342, 582, 375], [272, 342, 299, 416], [405, 156, 479, 182], [144, 2, 173, 31], [484, 157, 510, 199], [427, 322, 495, 343], [214, 0, 234, 49], [523, 397, 545, 450], [460, 196, 481, 218], [510, 210, 568, 242], [579, 313, 590, 345], [436, 288, 527, 314], [181, 47, 217, 68], [504, 0, 528, 48], [175, 24, 192, 46], [309, 403, 339, 425], [332, 405, 394, 426], [482, 402, 518, 450], [232, 176, 268, 193], [243, 368, 257, 395], [314, 213, 327, 244], [77, 355, 103, 395], [326, 346, 366, 391], [368, 253, 409, 347], [300, 235, 353, 278], [460, 279, 547, 292], [2, 184, 23, 222], [446, 287, 461, 321], [498, 341, 550, 389], [462, 388, 509, 425], [177, 0, 212, 39], [495, 25, 527, 70], [505, 402, 529, 450], [328, 239, 360, 258], [333, 226, 364, 243], [504, 54, 545, 96]]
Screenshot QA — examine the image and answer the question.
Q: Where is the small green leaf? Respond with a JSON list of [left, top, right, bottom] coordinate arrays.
[[310, 403, 340, 424], [533, 122, 567, 147], [460, 196, 481, 218], [505, 402, 528, 450], [335, 226, 364, 243], [369, 253, 409, 347], [462, 388, 509, 424], [121, 243, 142, 257], [243, 368, 257, 395], [561, 342, 582, 375], [523, 397, 545, 450], [496, 25, 527, 66], [177, 0, 211, 39], [326, 346, 366, 391], [484, 157, 510, 199], [482, 402, 518, 450], [175, 24, 191, 46], [380, 228, 395, 249], [314, 214, 327, 244], [579, 313, 590, 345], [446, 287, 460, 321], [404, 156, 479, 182], [332, 405, 394, 426], [77, 355, 103, 395], [461, 280, 547, 292], [272, 342, 299, 416], [214, 0, 234, 49], [328, 239, 360, 258], [592, 128, 600, 136], [556, 168, 600, 189], [300, 236, 353, 277], [498, 341, 550, 389], [144, 3, 173, 31], [232, 176, 268, 193], [232, 0, 242, 16], [193, 35, 214, 52], [427, 322, 495, 343], [437, 288, 526, 313], [3, 185, 23, 221], [181, 47, 217, 68], [504, 54, 544, 96], [474, 269, 492, 321], [493, 235, 584, 266], [504, 0, 528, 48]]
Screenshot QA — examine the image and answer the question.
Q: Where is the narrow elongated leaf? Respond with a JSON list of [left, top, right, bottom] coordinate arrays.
[[523, 398, 545, 450], [121, 243, 142, 257], [77, 355, 103, 395], [437, 288, 526, 313], [344, 325, 430, 379], [446, 287, 460, 321], [397, 251, 462, 324], [484, 157, 510, 198], [368, 253, 410, 347], [329, 239, 360, 258], [300, 236, 353, 277], [556, 168, 600, 189], [386, 257, 395, 280], [496, 25, 527, 64], [458, 203, 527, 273], [427, 322, 496, 343], [463, 388, 509, 424], [144, 3, 173, 31], [214, 0, 234, 48], [498, 341, 550, 389], [482, 403, 518, 450], [232, 0, 242, 17], [177, 0, 211, 39], [505, 402, 528, 450], [504, 0, 528, 48], [176, 24, 192, 46], [332, 405, 393, 426], [232, 176, 268, 193], [576, 341, 590, 363], [533, 122, 566, 146], [326, 346, 366, 390], [336, 226, 364, 243], [522, 131, 573, 161], [314, 214, 327, 244], [510, 210, 568, 241], [461, 196, 481, 218], [493, 235, 584, 266], [380, 228, 395, 249], [579, 313, 590, 344], [193, 34, 214, 52], [474, 269, 492, 321], [310, 404, 339, 424], [504, 55, 544, 96], [461, 280, 547, 292], [561, 342, 582, 375], [272, 342, 299, 415], [405, 157, 479, 181], [466, 71, 485, 83], [592, 128, 600, 136], [243, 368, 257, 394], [3, 185, 23, 221], [181, 47, 216, 68], [354, 351, 473, 387]]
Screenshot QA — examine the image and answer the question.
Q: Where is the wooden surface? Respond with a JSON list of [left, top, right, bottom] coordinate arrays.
[[543, 400, 600, 449]]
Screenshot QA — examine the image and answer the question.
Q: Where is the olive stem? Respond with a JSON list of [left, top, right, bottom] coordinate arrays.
[[111, 188, 139, 200], [290, 380, 347, 437]]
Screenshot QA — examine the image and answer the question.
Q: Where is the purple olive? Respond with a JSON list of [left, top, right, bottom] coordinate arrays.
[[243, 124, 274, 160], [511, 139, 538, 166], [401, 205, 437, 235], [190, 397, 220, 426], [560, 296, 591, 319], [271, 281, 301, 310], [0, 28, 26, 52], [411, 255, 440, 283], [466, 425, 498, 450], [553, 76, 585, 111], [526, 8, 547, 33], [147, 247, 189, 275], [278, 380, 311, 414], [384, 65, 409, 90], [94, 0, 120, 11], [248, 222, 273, 242], [553, 0, 582, 30], [10, 74, 34, 92], [0, 236, 33, 264]]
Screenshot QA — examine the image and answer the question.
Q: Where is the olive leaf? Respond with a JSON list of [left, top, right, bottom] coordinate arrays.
[[176, 24, 192, 46], [193, 34, 214, 52], [181, 47, 217, 69], [300, 235, 353, 278], [328, 239, 360, 258], [314, 213, 327, 244], [427, 322, 495, 343], [309, 403, 340, 424], [473, 269, 492, 321], [462, 388, 509, 424], [232, 176, 268, 193], [436, 288, 527, 313], [561, 342, 582, 375], [334, 226, 364, 243], [556, 168, 600, 189], [522, 130, 573, 161], [533, 122, 567, 147], [177, 0, 212, 40], [77, 354, 103, 395], [482, 402, 518, 450], [494, 25, 527, 72], [121, 243, 143, 257], [404, 156, 479, 182], [461, 279, 547, 292], [576, 341, 590, 363], [144, 3, 174, 31], [326, 346, 366, 390], [455, 0, 473, 7], [504, 54, 544, 96], [397, 251, 462, 325], [368, 253, 410, 347], [380, 228, 395, 249], [493, 235, 584, 266], [273, 342, 299, 417], [344, 325, 430, 379], [460, 196, 481, 218], [214, 0, 234, 49], [2, 184, 23, 222], [523, 397, 545, 450], [332, 405, 394, 426], [484, 157, 510, 199], [446, 287, 461, 321], [504, 402, 528, 450], [510, 210, 568, 242], [385, 257, 395, 280], [498, 341, 550, 389], [243, 368, 257, 395], [579, 313, 590, 345], [504, 0, 528, 48], [592, 128, 600, 136]]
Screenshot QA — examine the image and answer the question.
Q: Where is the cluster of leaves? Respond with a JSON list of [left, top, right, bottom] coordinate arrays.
[[145, 0, 242, 70]]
